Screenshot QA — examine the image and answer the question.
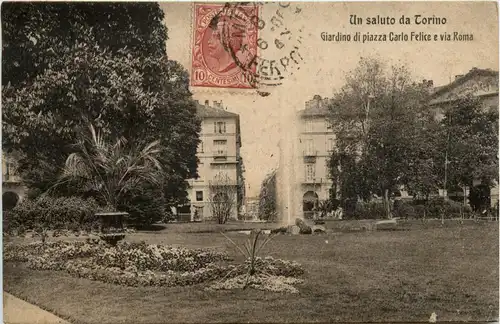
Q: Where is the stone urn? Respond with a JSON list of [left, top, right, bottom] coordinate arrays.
[[96, 211, 128, 245]]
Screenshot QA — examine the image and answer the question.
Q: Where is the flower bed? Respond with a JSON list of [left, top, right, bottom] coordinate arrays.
[[4, 240, 305, 292]]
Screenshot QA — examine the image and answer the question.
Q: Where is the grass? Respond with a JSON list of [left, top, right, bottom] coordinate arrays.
[[4, 224, 498, 323]]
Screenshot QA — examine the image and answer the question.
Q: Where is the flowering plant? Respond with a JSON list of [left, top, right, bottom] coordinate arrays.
[[4, 238, 305, 292]]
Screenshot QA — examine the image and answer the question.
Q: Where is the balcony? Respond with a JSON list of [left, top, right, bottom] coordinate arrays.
[[3, 172, 22, 183], [302, 177, 332, 184], [213, 150, 227, 158], [208, 179, 239, 186], [303, 150, 318, 157]]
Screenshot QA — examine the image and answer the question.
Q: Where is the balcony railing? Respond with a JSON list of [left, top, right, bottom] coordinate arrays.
[[302, 177, 332, 184], [3, 173, 22, 183], [213, 150, 227, 157], [303, 150, 318, 157], [208, 179, 239, 186]]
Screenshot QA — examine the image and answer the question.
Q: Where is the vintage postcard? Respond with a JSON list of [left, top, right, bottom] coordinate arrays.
[[2, 1, 498, 323]]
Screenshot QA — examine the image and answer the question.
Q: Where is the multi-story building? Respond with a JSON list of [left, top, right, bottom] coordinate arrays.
[[2, 152, 26, 210], [428, 68, 499, 207], [298, 67, 499, 212], [2, 100, 244, 221], [183, 100, 243, 221], [297, 95, 335, 217]]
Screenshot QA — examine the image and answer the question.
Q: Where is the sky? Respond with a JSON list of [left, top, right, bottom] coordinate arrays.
[[161, 1, 499, 197]]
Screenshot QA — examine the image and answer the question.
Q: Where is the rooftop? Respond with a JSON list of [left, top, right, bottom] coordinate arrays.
[[195, 100, 239, 118], [299, 95, 331, 117], [429, 67, 499, 98]]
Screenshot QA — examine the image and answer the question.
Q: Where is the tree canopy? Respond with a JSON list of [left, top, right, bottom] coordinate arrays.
[[327, 57, 433, 217], [2, 2, 201, 212], [325, 57, 498, 217]]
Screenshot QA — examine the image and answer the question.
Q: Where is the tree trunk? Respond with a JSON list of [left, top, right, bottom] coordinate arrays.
[[384, 189, 391, 219], [462, 186, 467, 206]]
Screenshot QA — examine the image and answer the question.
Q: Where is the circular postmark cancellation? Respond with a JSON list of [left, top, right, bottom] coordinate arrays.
[[191, 2, 305, 92]]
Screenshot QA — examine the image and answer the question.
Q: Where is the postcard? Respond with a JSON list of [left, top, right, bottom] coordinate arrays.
[[2, 1, 498, 323]]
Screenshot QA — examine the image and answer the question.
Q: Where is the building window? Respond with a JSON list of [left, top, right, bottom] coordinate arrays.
[[325, 119, 333, 131], [214, 121, 226, 133], [305, 163, 315, 181], [196, 191, 203, 201], [213, 139, 227, 155], [4, 161, 15, 180], [305, 139, 314, 155], [197, 141, 204, 153], [213, 164, 229, 179], [305, 119, 314, 133], [327, 138, 335, 152]]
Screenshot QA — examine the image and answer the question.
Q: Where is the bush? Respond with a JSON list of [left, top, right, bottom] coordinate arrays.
[[4, 196, 102, 232], [118, 184, 165, 227], [414, 198, 472, 219], [393, 200, 416, 219], [348, 201, 386, 219], [413, 205, 427, 219]]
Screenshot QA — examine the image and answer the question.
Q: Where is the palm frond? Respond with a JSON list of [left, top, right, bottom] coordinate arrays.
[[220, 231, 248, 258], [57, 122, 164, 209]]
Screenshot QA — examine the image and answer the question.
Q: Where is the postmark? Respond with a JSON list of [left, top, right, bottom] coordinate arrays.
[[191, 3, 258, 89], [226, 2, 305, 89], [191, 2, 305, 92]]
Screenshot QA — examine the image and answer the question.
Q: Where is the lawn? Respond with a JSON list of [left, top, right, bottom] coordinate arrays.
[[4, 224, 498, 323]]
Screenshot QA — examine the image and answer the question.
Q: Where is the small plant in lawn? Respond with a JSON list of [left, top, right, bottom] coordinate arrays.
[[216, 229, 305, 293], [221, 229, 275, 284]]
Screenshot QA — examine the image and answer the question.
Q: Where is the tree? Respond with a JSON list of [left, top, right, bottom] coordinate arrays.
[[57, 124, 164, 213], [2, 2, 167, 87], [2, 3, 201, 211], [209, 172, 238, 224], [327, 57, 433, 218], [258, 169, 277, 221], [237, 156, 246, 214], [439, 96, 498, 205]]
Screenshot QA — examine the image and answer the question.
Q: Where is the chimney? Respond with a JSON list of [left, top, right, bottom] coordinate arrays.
[[204, 100, 209, 107], [313, 95, 322, 108]]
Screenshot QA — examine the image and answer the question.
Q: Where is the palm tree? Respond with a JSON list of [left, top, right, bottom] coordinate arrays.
[[57, 123, 164, 212]]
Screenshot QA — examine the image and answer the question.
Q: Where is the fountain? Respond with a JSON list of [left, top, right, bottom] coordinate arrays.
[[276, 106, 302, 226]]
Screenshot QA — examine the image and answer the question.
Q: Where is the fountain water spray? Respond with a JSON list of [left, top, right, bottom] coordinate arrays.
[[277, 106, 302, 226]]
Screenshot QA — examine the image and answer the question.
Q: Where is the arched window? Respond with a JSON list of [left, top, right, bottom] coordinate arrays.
[[2, 191, 19, 211]]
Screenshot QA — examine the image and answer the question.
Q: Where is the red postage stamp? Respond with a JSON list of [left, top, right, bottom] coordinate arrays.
[[191, 3, 259, 89]]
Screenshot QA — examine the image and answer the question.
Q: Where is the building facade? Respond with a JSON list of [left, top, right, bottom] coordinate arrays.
[[428, 68, 499, 207], [2, 152, 26, 210], [298, 67, 499, 212], [183, 100, 243, 221], [2, 100, 244, 221], [297, 95, 335, 217]]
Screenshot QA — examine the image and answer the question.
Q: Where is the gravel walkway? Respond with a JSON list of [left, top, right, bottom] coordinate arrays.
[[3, 292, 70, 324]]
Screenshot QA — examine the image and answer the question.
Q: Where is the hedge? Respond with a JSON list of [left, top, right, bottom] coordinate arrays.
[[3, 196, 102, 233]]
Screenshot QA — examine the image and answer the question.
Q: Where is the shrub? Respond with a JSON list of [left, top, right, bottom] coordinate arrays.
[[393, 200, 416, 219], [118, 184, 166, 227], [413, 205, 427, 219], [4, 196, 102, 231], [415, 198, 472, 219], [351, 201, 386, 219]]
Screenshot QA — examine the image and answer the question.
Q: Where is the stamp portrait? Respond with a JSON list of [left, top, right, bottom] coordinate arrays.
[[191, 3, 259, 89]]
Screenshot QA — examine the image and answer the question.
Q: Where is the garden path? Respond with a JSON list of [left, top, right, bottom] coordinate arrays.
[[3, 292, 70, 324]]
